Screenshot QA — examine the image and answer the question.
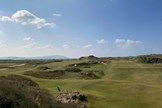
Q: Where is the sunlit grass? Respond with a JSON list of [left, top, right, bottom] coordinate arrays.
[[0, 59, 162, 108]]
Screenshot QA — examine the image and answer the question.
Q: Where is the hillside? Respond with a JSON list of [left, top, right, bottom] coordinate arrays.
[[0, 75, 76, 108]]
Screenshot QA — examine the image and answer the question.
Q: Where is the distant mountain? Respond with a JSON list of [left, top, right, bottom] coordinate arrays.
[[30, 55, 69, 60], [0, 55, 69, 60]]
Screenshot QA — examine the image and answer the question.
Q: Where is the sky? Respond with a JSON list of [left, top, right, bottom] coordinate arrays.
[[0, 0, 162, 58]]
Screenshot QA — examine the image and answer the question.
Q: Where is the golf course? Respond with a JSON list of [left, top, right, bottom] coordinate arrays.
[[0, 55, 162, 108]]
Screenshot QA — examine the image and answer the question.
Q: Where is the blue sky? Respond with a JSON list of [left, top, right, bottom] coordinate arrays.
[[0, 0, 162, 57]]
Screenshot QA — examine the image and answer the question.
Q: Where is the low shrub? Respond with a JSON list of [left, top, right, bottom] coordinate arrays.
[[37, 66, 50, 70], [65, 67, 82, 72], [137, 55, 162, 63], [98, 71, 105, 76], [68, 61, 98, 68], [80, 71, 100, 79], [0, 75, 38, 87], [24, 70, 65, 79]]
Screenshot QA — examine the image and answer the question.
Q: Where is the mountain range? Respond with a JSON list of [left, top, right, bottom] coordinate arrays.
[[0, 55, 69, 60]]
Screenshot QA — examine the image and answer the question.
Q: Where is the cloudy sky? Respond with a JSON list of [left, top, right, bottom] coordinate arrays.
[[0, 0, 162, 57]]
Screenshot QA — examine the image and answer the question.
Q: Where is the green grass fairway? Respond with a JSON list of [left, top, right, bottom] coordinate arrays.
[[1, 59, 162, 108]]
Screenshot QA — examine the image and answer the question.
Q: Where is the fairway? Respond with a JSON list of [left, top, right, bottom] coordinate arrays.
[[0, 59, 162, 108]]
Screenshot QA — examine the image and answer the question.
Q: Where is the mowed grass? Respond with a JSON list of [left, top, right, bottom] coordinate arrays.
[[1, 59, 162, 108]]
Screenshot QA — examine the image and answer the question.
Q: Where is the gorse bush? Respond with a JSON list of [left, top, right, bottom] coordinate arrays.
[[65, 67, 82, 72], [137, 55, 162, 63], [0, 75, 77, 108], [0, 75, 39, 87], [68, 62, 98, 68], [24, 70, 65, 79], [37, 66, 50, 70], [80, 71, 100, 79]]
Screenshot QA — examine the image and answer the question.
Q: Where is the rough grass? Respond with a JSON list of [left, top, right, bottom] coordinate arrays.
[[0, 75, 77, 108], [24, 59, 103, 79], [0, 59, 162, 108], [24, 70, 66, 79]]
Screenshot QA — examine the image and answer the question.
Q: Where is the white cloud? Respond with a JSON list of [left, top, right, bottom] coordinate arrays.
[[0, 40, 10, 55], [115, 39, 142, 48], [22, 38, 54, 50], [0, 40, 93, 58], [96, 39, 108, 44], [0, 10, 55, 29], [53, 13, 62, 17], [1, 16, 12, 22], [62, 44, 70, 48], [0, 30, 2, 34], [22, 42, 52, 49], [0, 40, 6, 47], [82, 44, 93, 49], [22, 42, 36, 48], [23, 37, 34, 41]]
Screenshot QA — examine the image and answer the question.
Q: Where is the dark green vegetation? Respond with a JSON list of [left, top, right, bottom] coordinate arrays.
[[24, 70, 66, 79], [0, 75, 76, 108], [24, 56, 106, 79], [65, 67, 82, 72], [137, 54, 162, 63], [0, 54, 162, 108]]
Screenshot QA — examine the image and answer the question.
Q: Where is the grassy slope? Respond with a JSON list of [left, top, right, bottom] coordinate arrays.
[[1, 59, 162, 108]]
